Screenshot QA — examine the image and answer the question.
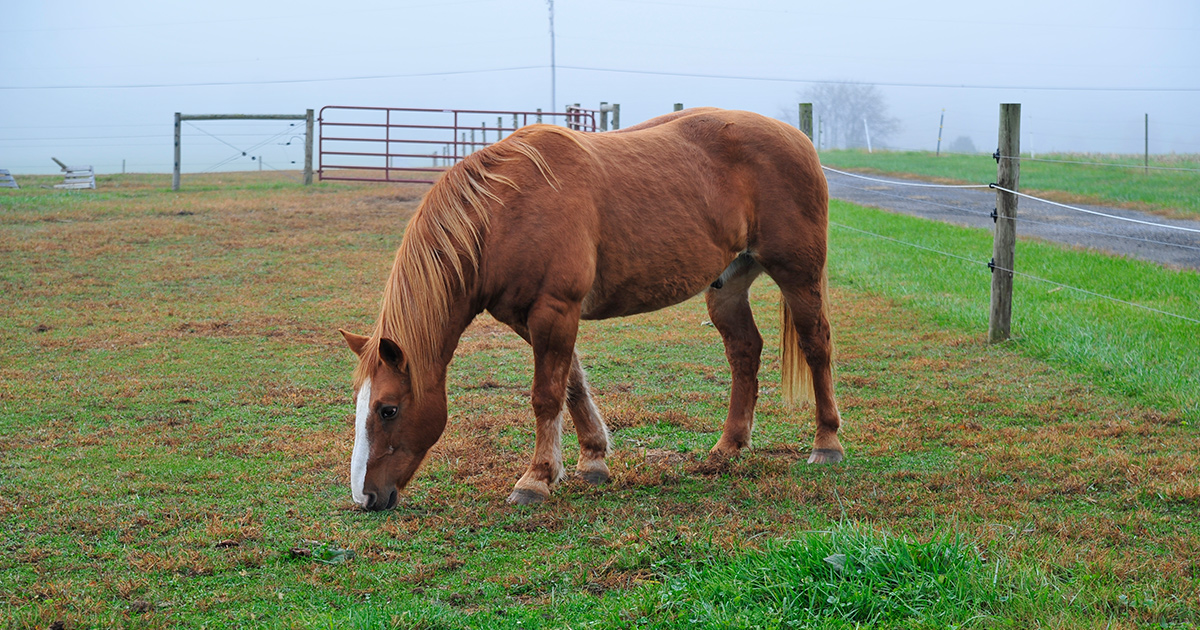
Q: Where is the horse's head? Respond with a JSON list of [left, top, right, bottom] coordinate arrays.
[[340, 329, 448, 511]]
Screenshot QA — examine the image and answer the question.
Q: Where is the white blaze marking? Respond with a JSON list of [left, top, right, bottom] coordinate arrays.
[[350, 378, 372, 507]]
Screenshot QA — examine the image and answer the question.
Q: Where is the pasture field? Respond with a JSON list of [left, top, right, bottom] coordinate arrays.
[[818, 149, 1200, 219], [2, 173, 1198, 629]]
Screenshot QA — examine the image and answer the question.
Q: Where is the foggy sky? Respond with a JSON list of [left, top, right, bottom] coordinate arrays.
[[2, 0, 1197, 175]]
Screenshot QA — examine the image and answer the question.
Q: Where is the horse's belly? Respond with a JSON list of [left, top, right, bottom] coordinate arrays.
[[579, 267, 723, 320]]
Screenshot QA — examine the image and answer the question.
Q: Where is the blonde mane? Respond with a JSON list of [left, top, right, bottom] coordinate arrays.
[[353, 130, 567, 398]]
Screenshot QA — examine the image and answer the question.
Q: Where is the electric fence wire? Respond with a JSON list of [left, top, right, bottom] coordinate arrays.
[[198, 123, 299, 173], [820, 166, 993, 188], [821, 166, 1200, 235], [828, 221, 1200, 326], [185, 121, 248, 154], [989, 184, 1200, 234], [999, 155, 1200, 173], [829, 177, 1200, 253]]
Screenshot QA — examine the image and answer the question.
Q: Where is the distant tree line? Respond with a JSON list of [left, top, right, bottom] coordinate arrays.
[[789, 82, 901, 150]]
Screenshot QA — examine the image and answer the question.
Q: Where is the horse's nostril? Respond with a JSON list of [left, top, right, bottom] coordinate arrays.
[[363, 491, 378, 511], [385, 488, 398, 510]]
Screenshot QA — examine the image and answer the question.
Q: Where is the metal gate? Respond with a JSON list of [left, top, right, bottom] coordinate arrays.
[[318, 106, 599, 184]]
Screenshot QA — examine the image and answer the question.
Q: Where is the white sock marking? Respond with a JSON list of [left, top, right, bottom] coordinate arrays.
[[350, 378, 371, 507]]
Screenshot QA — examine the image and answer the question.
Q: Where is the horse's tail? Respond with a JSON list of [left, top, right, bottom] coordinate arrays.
[[779, 270, 828, 407]]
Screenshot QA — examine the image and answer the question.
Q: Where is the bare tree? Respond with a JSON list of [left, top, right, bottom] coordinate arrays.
[[801, 82, 900, 150]]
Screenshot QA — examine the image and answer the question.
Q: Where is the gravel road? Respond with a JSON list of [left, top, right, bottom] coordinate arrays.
[[823, 168, 1200, 271]]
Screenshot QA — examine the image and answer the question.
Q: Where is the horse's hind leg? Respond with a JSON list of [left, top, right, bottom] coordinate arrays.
[[706, 259, 765, 458], [771, 270, 844, 464], [567, 353, 611, 484]]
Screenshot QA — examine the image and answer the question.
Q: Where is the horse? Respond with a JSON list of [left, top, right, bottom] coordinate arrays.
[[339, 107, 843, 511]]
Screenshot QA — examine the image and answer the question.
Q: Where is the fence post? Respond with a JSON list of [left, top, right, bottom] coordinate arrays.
[[1144, 113, 1149, 176], [304, 108, 314, 185], [989, 103, 1021, 344], [173, 112, 181, 191], [612, 104, 620, 130], [673, 103, 683, 112], [536, 108, 543, 124], [798, 103, 813, 140], [599, 102, 609, 132], [936, 108, 945, 157]]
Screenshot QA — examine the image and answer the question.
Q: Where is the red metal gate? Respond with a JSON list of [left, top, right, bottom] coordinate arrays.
[[318, 106, 599, 184]]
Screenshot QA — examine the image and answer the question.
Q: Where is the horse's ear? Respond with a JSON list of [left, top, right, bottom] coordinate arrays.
[[339, 329, 370, 356], [378, 337, 405, 371]]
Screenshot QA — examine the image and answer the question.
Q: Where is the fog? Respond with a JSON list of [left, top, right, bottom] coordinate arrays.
[[3, 0, 1197, 175]]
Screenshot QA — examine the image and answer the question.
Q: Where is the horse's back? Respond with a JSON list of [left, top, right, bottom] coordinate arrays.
[[582, 110, 826, 317], [481, 109, 827, 321]]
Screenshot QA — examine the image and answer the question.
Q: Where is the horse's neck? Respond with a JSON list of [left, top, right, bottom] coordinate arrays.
[[434, 289, 481, 368]]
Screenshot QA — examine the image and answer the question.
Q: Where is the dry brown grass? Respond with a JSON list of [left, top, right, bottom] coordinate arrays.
[[2, 172, 1197, 626]]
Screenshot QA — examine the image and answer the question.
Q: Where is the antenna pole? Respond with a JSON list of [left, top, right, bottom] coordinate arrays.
[[547, 0, 556, 113]]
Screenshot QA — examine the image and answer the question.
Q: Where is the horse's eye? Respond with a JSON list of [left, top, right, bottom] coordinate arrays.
[[379, 405, 399, 420]]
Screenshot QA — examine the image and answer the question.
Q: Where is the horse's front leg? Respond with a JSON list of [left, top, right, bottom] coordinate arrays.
[[567, 352, 611, 484], [507, 298, 581, 505]]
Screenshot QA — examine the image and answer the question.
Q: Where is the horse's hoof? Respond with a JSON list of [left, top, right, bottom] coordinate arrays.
[[507, 488, 548, 505], [580, 469, 609, 485], [807, 448, 844, 464]]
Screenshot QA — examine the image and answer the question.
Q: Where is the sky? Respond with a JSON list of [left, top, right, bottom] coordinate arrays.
[[2, 0, 1197, 175]]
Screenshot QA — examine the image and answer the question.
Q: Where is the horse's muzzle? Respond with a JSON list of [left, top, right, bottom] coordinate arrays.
[[362, 486, 398, 511]]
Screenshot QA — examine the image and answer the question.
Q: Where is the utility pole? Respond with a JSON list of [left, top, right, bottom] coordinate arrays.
[[547, 0, 556, 113]]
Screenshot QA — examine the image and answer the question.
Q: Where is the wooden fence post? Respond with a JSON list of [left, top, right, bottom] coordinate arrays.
[[936, 108, 945, 156], [989, 103, 1021, 344], [798, 103, 813, 140], [304, 109, 314, 185], [1144, 113, 1149, 176], [612, 104, 620, 130], [173, 112, 181, 191]]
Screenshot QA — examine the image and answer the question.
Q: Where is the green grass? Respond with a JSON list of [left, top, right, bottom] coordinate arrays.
[[828, 199, 1200, 421], [2, 174, 1198, 629], [819, 149, 1200, 218]]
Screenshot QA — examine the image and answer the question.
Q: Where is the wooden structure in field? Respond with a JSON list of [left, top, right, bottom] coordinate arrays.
[[51, 158, 96, 190], [173, 110, 314, 191], [0, 169, 18, 189]]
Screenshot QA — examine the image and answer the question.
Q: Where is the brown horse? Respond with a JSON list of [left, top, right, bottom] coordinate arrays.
[[340, 108, 842, 510]]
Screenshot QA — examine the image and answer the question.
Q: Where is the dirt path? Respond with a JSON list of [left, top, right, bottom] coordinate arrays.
[[824, 169, 1200, 270]]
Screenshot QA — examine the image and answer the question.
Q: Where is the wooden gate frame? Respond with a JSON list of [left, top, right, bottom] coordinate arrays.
[[173, 111, 313, 191]]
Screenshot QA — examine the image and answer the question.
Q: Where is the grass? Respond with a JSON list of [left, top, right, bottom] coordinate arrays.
[[818, 149, 1200, 218], [828, 199, 1200, 421], [2, 172, 1198, 628]]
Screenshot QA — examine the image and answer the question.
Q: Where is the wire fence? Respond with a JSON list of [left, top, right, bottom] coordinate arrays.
[[999, 155, 1200, 173], [821, 165, 1200, 326]]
